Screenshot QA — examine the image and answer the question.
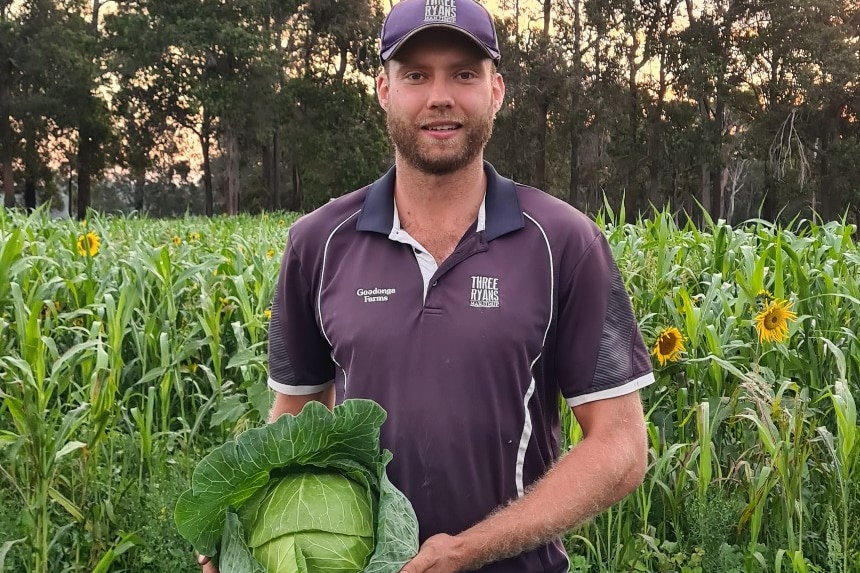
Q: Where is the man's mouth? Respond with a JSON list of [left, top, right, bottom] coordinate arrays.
[[422, 122, 462, 131]]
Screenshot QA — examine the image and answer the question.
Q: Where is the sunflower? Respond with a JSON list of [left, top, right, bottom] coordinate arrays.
[[189, 232, 200, 242], [754, 298, 797, 343], [77, 232, 100, 256], [266, 248, 276, 259], [756, 289, 774, 302], [264, 309, 272, 320], [172, 236, 182, 246], [652, 326, 685, 366]]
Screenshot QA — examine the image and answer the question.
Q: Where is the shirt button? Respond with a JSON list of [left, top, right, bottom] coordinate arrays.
[[432, 280, 438, 287]]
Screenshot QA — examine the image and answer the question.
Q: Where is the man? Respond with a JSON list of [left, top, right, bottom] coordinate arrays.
[[199, 0, 653, 571]]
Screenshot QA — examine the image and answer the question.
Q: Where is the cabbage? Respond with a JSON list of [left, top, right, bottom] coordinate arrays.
[[174, 400, 419, 573]]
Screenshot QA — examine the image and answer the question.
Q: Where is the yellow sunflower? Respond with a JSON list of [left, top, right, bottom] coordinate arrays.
[[77, 232, 100, 256], [266, 248, 276, 259], [189, 232, 200, 242], [172, 236, 182, 246], [754, 299, 797, 343], [756, 289, 774, 301], [652, 326, 685, 366], [264, 309, 272, 320]]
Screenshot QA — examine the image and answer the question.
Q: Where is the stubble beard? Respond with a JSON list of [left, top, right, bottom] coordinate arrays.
[[387, 108, 495, 176]]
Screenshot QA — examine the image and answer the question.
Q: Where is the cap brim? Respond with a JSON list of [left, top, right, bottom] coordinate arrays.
[[380, 23, 500, 64]]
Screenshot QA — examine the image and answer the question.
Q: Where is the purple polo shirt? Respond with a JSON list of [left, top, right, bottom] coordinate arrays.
[[267, 162, 654, 572]]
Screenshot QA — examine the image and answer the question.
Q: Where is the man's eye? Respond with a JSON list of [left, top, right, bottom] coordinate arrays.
[[406, 72, 423, 81], [457, 72, 476, 80]]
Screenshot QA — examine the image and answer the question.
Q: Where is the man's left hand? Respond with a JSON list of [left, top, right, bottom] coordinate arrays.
[[400, 533, 469, 573]]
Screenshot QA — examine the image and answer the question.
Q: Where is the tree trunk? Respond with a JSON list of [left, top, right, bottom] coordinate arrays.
[[74, 0, 103, 220], [201, 109, 214, 216], [0, 75, 14, 209], [335, 44, 348, 82], [67, 167, 74, 217], [818, 102, 841, 221], [262, 141, 273, 210], [532, 0, 552, 191], [624, 24, 642, 221], [542, 0, 551, 35], [133, 169, 145, 212], [647, 66, 666, 208], [224, 126, 240, 215], [567, 0, 583, 208], [697, 97, 711, 220], [272, 129, 280, 210], [647, 14, 673, 210], [20, 117, 42, 212], [76, 129, 95, 220], [285, 162, 301, 212], [699, 163, 710, 226], [534, 91, 548, 190], [24, 132, 37, 211], [24, 178, 36, 211]]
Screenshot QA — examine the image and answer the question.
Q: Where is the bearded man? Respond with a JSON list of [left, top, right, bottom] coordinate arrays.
[[200, 0, 654, 571]]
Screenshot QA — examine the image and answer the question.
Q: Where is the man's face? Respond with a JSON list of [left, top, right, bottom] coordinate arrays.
[[377, 29, 505, 176]]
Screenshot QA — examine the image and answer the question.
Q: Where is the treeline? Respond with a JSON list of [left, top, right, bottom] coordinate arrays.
[[0, 0, 858, 223]]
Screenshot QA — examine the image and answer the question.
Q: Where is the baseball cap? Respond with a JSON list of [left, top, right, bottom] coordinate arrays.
[[380, 0, 501, 65]]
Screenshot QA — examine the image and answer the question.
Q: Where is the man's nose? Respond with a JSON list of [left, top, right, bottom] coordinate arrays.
[[426, 77, 454, 109]]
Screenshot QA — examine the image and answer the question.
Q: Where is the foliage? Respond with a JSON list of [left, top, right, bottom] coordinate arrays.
[[4, 0, 860, 223]]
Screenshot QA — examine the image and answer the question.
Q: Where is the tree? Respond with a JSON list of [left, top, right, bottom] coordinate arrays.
[[0, 0, 17, 208]]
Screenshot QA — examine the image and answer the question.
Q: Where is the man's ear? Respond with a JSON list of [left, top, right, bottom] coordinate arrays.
[[377, 73, 390, 111], [492, 72, 505, 115]]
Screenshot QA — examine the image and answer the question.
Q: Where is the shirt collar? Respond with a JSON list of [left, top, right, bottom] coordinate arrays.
[[392, 195, 486, 233], [355, 161, 523, 241]]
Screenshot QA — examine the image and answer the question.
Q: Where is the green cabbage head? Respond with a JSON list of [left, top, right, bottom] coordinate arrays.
[[174, 399, 419, 573]]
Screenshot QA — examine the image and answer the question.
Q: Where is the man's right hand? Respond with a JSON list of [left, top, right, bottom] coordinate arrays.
[[197, 552, 219, 573]]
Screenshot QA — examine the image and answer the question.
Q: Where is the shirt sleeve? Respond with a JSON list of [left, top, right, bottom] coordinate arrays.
[[556, 232, 654, 406], [267, 236, 335, 395]]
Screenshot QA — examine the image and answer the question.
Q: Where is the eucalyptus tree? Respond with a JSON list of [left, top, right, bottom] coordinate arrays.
[[0, 0, 17, 208], [106, 0, 278, 215], [0, 0, 106, 215], [793, 0, 860, 222]]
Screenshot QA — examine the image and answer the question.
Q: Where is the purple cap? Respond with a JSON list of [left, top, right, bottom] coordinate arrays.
[[380, 0, 501, 65]]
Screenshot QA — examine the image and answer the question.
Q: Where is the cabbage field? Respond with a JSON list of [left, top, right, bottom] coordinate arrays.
[[1, 207, 858, 573]]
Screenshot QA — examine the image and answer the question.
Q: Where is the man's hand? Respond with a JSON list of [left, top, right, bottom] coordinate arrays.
[[400, 533, 467, 573], [404, 392, 648, 572], [196, 552, 219, 573]]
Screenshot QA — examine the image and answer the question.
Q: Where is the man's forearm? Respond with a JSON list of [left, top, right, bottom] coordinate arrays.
[[268, 385, 336, 422], [451, 427, 646, 569]]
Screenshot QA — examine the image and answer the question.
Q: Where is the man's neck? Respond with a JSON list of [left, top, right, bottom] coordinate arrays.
[[392, 156, 486, 228]]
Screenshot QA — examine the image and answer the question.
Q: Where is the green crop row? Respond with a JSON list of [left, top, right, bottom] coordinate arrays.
[[1, 205, 858, 572]]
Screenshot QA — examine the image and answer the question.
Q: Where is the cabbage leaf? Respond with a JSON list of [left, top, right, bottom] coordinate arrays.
[[174, 399, 419, 572]]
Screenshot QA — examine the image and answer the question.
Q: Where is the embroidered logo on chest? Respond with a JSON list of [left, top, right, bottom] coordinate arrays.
[[469, 275, 499, 308], [356, 287, 396, 303]]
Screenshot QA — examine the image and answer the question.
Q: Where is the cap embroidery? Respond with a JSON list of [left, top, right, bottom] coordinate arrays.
[[424, 0, 457, 23]]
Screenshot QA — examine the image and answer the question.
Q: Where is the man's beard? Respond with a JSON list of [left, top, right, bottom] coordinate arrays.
[[386, 109, 494, 176]]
